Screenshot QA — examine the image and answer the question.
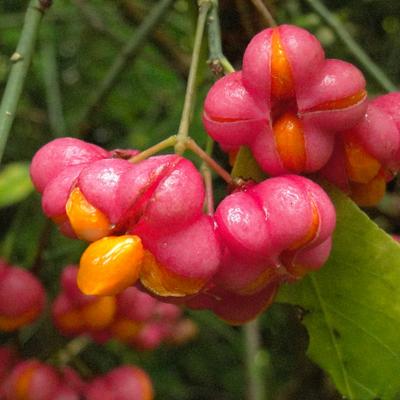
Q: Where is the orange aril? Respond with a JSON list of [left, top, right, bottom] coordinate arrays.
[[350, 172, 386, 207], [274, 112, 306, 173], [78, 235, 144, 296], [140, 251, 205, 297], [308, 90, 367, 112], [290, 199, 320, 250], [111, 318, 142, 342], [345, 140, 381, 184], [82, 296, 117, 330], [0, 308, 40, 332], [66, 187, 113, 242], [271, 29, 295, 100], [15, 364, 36, 400]]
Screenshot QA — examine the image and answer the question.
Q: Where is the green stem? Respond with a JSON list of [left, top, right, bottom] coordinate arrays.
[[76, 0, 174, 128], [54, 335, 91, 367], [41, 22, 67, 137], [175, 0, 212, 154], [201, 137, 215, 214], [186, 138, 232, 184], [244, 319, 266, 400], [305, 0, 397, 92], [250, 0, 277, 27], [207, 1, 235, 75], [129, 135, 177, 163], [0, 0, 52, 163]]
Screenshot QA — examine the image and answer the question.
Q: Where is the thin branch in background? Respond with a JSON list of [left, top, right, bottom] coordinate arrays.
[[207, 0, 235, 76], [41, 22, 67, 138], [72, 0, 125, 46], [117, 0, 190, 80], [201, 137, 215, 215], [304, 0, 397, 92], [30, 220, 52, 275], [244, 319, 267, 400], [175, 0, 212, 154], [76, 0, 174, 129], [0, 0, 53, 163], [249, 0, 277, 27]]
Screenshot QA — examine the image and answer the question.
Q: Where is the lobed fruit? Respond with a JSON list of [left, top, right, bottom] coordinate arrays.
[[321, 92, 400, 206], [203, 24, 367, 176], [0, 260, 45, 332], [85, 366, 154, 400]]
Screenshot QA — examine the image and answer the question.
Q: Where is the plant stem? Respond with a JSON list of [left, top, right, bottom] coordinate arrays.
[[72, 0, 124, 46], [305, 0, 397, 92], [186, 138, 232, 184], [201, 137, 215, 215], [244, 319, 266, 400], [77, 0, 174, 128], [207, 1, 235, 75], [41, 22, 67, 137], [128, 135, 177, 163], [0, 0, 52, 163], [55, 335, 91, 367], [175, 0, 212, 154], [250, 0, 277, 27]]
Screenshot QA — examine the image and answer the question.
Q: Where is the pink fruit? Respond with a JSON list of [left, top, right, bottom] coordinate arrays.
[[0, 262, 45, 331], [203, 25, 367, 176]]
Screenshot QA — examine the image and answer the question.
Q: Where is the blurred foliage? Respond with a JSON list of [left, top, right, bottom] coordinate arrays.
[[0, 0, 399, 399]]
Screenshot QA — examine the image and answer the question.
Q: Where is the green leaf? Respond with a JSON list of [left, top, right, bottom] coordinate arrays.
[[231, 146, 266, 182], [277, 186, 400, 400], [0, 162, 33, 208]]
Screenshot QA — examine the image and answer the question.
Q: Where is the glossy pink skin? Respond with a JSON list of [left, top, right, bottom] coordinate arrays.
[[203, 25, 367, 176], [0, 265, 45, 320], [85, 366, 153, 400], [117, 155, 205, 232], [53, 385, 80, 400], [4, 360, 60, 400], [214, 176, 335, 293], [30, 138, 108, 193], [133, 215, 221, 282], [42, 164, 86, 218], [371, 93, 400, 165], [78, 158, 134, 224]]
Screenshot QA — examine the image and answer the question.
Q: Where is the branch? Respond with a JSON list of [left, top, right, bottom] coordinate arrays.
[[249, 0, 277, 27], [0, 0, 53, 163], [41, 22, 67, 137], [207, 0, 235, 76], [175, 0, 212, 154], [72, 0, 125, 46], [76, 0, 175, 128], [305, 0, 397, 92], [244, 319, 267, 400], [117, 0, 190, 80]]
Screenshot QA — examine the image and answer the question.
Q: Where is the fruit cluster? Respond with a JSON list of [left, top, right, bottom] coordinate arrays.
[[0, 346, 153, 400], [203, 24, 400, 206], [53, 266, 197, 350], [31, 136, 336, 324], [0, 260, 45, 332]]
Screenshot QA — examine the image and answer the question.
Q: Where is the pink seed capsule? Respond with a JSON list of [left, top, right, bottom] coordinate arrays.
[[117, 155, 205, 232], [133, 215, 221, 298], [30, 137, 108, 193], [3, 360, 60, 400], [203, 24, 367, 176], [214, 176, 335, 294], [0, 264, 45, 332], [85, 366, 154, 400]]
